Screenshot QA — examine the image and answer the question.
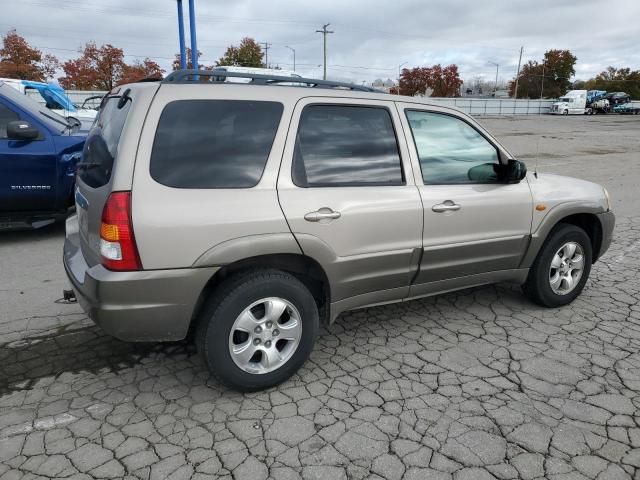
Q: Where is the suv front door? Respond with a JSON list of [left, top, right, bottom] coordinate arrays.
[[397, 105, 533, 295], [277, 98, 423, 308]]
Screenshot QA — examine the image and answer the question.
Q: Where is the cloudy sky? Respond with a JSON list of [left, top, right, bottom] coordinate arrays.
[[3, 0, 639, 85]]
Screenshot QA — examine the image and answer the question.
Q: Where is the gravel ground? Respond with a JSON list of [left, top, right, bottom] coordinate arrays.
[[1, 115, 639, 480]]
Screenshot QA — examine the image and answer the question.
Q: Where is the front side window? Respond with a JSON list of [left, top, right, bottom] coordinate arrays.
[[406, 110, 501, 185], [150, 100, 283, 189], [0, 103, 20, 139], [292, 105, 404, 187]]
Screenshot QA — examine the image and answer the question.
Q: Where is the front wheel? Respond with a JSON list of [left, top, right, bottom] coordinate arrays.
[[523, 224, 592, 307], [196, 270, 319, 391], [562, 109, 569, 115]]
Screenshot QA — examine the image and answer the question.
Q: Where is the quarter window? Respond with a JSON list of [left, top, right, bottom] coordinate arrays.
[[292, 105, 404, 187], [78, 96, 131, 188], [406, 110, 501, 184], [150, 100, 283, 189]]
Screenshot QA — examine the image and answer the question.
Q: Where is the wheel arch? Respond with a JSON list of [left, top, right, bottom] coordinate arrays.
[[189, 253, 331, 337], [521, 207, 605, 268]]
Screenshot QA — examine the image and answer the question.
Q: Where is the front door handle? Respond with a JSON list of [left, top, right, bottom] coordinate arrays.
[[432, 201, 461, 213], [304, 208, 341, 222]]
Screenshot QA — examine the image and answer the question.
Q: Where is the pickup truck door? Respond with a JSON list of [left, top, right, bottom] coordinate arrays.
[[396, 104, 533, 294], [0, 100, 57, 213]]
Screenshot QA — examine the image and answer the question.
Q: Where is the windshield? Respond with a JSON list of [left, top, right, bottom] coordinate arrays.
[[559, 97, 572, 103], [0, 81, 70, 132]]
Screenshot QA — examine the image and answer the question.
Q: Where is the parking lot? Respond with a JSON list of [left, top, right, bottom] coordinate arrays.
[[1, 115, 639, 479]]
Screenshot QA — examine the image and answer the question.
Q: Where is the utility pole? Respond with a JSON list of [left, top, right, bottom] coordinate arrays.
[[513, 46, 523, 99], [398, 61, 407, 95], [488, 61, 499, 95], [285, 46, 296, 71], [260, 42, 272, 68], [540, 60, 545, 99], [316, 23, 334, 80]]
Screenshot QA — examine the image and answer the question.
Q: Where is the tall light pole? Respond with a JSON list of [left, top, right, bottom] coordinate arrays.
[[188, 0, 198, 70], [176, 0, 187, 69], [316, 23, 334, 80], [398, 61, 407, 95], [285, 46, 296, 72], [488, 61, 499, 95]]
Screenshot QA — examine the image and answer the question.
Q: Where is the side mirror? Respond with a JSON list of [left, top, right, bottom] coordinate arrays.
[[7, 120, 40, 141], [505, 159, 527, 183], [468, 163, 499, 183]]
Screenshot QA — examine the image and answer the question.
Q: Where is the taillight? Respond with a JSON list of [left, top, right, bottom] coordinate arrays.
[[100, 191, 142, 271]]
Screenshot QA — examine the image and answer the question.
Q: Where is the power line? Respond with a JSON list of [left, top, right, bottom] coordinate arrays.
[[315, 23, 333, 80]]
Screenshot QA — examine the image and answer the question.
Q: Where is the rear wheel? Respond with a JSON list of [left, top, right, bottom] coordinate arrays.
[[196, 270, 319, 391], [523, 224, 592, 307]]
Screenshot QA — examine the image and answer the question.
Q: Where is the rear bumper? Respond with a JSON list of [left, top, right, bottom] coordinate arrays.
[[63, 215, 218, 342], [595, 210, 615, 260]]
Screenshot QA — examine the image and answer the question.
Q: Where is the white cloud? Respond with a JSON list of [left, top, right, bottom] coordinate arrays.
[[3, 0, 639, 83]]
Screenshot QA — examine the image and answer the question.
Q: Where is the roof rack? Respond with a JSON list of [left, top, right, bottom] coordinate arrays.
[[162, 69, 382, 93]]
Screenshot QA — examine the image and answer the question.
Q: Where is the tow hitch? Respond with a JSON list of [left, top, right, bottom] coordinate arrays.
[[62, 289, 77, 303]]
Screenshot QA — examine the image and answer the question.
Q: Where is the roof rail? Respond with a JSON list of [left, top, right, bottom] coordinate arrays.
[[162, 69, 382, 93]]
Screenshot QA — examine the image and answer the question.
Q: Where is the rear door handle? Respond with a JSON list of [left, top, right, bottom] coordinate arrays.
[[432, 201, 461, 213], [304, 208, 341, 222]]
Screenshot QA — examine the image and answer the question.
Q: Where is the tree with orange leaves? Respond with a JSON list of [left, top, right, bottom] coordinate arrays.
[[0, 29, 59, 81]]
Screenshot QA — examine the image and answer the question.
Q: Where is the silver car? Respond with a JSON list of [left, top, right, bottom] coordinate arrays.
[[63, 70, 615, 391]]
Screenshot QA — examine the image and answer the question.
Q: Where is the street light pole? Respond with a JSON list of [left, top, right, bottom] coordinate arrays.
[[488, 61, 499, 95], [398, 61, 407, 95], [285, 46, 296, 72]]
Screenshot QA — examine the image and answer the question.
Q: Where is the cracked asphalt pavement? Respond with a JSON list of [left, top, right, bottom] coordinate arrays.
[[1, 116, 639, 479]]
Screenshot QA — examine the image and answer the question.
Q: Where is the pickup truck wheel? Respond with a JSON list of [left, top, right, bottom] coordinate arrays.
[[523, 224, 592, 307], [196, 270, 319, 391]]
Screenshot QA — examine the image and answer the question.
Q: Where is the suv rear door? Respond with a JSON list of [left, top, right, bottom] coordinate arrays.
[[277, 97, 423, 305]]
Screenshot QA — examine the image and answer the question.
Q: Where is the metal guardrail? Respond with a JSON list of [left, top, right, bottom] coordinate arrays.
[[24, 89, 640, 116], [424, 98, 556, 115]]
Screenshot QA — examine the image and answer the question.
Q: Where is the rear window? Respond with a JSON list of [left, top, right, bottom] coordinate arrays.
[[150, 100, 283, 189], [78, 96, 131, 188]]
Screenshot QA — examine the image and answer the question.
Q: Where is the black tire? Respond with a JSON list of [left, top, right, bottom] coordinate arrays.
[[523, 223, 593, 307], [196, 269, 319, 391]]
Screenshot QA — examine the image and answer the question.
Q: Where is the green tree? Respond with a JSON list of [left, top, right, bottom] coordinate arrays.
[[216, 38, 264, 68], [509, 49, 577, 98], [585, 67, 640, 99]]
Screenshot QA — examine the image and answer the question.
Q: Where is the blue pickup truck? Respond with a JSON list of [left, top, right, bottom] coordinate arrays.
[[0, 80, 86, 229]]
